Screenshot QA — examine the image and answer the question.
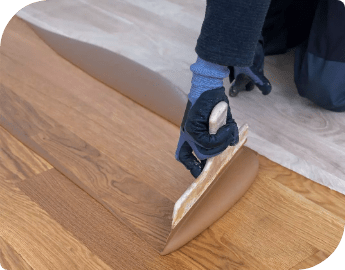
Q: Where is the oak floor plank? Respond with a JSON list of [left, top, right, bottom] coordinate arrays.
[[290, 250, 330, 270], [178, 227, 269, 270], [244, 174, 344, 254], [258, 155, 345, 221], [31, 126, 175, 250], [0, 17, 190, 251], [16, 168, 196, 270], [190, 173, 344, 269], [4, 85, 341, 267], [0, 34, 179, 155], [0, 236, 33, 270], [17, 116, 343, 269], [0, 179, 113, 270], [0, 125, 326, 270], [0, 134, 269, 270], [0, 105, 200, 269], [0, 36, 191, 202], [0, 62, 188, 202], [0, 82, 56, 138], [12, 169, 284, 269], [2, 98, 328, 269], [1, 19, 178, 138], [0, 125, 52, 181], [0, 122, 270, 269], [0, 84, 175, 251]]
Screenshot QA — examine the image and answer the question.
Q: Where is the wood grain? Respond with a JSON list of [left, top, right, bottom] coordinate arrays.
[[290, 250, 330, 270], [187, 177, 335, 270], [244, 174, 344, 254], [0, 126, 338, 270], [0, 179, 113, 270], [16, 169, 194, 270], [0, 236, 33, 270], [258, 155, 345, 221], [0, 125, 52, 182], [0, 81, 55, 137], [0, 116, 199, 270], [0, 15, 191, 251], [0, 84, 174, 252], [0, 133, 274, 270], [178, 227, 268, 269], [0, 27, 192, 202]]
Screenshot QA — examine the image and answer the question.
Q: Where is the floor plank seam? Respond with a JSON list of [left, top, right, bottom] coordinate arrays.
[[0, 120, 158, 253], [1, 76, 184, 202]]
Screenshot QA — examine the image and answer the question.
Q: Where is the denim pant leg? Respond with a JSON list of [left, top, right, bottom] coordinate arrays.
[[195, 0, 271, 67]]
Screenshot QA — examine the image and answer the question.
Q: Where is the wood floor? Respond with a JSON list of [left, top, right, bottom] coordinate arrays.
[[0, 16, 345, 270]]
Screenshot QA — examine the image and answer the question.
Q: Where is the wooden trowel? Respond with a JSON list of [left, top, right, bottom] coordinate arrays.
[[161, 102, 259, 255]]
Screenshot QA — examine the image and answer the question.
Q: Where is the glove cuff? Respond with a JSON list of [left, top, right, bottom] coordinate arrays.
[[188, 56, 230, 104]]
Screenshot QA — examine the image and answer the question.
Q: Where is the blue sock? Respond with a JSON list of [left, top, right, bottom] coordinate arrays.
[[188, 56, 230, 105]]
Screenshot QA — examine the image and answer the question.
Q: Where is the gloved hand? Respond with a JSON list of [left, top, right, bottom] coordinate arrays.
[[228, 35, 272, 97], [175, 57, 239, 178]]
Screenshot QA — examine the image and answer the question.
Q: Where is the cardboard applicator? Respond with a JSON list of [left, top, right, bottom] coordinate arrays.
[[161, 102, 259, 255]]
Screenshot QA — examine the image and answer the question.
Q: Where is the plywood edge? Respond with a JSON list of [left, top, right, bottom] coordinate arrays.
[[161, 146, 259, 255], [172, 124, 249, 229]]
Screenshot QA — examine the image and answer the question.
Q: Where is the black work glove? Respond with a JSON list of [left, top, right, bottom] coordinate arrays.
[[228, 36, 272, 97], [175, 87, 239, 178]]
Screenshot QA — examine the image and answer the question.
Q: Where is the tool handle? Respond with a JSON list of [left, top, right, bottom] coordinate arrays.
[[208, 101, 228, 135]]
